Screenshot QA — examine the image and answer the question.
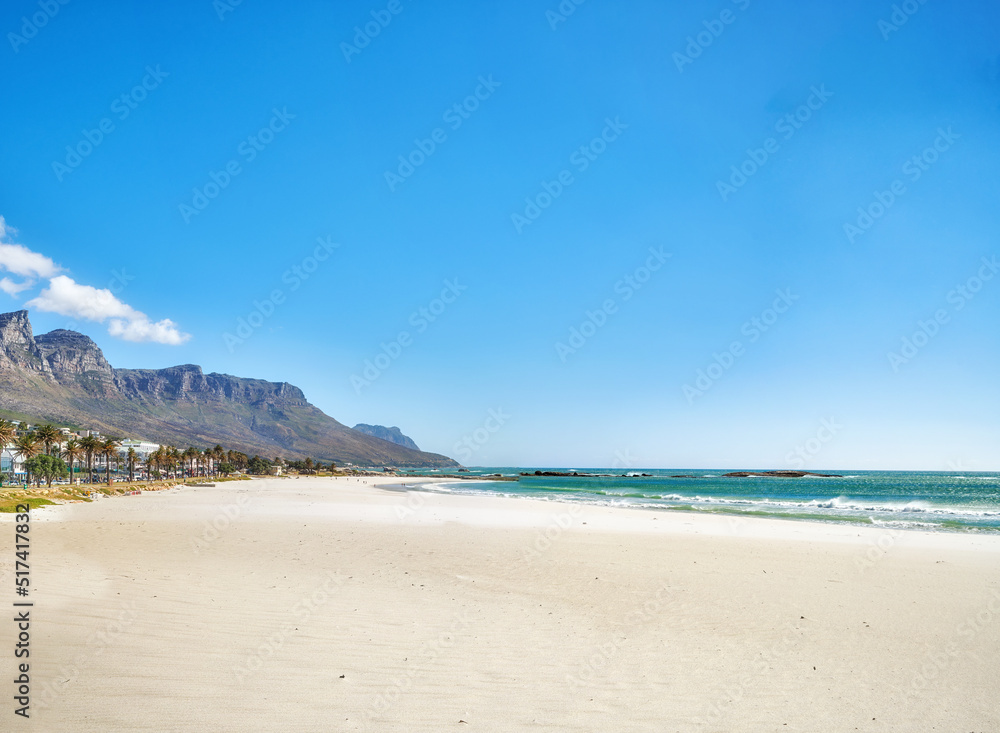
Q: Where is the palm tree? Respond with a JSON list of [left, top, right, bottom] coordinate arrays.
[[183, 446, 197, 478], [158, 447, 170, 479], [213, 445, 224, 477], [126, 447, 137, 483], [147, 447, 163, 479], [160, 447, 173, 479], [62, 439, 83, 485], [101, 438, 121, 484], [79, 435, 100, 484], [13, 433, 41, 486], [155, 448, 166, 478], [0, 419, 15, 447], [168, 447, 180, 479], [34, 424, 60, 456]]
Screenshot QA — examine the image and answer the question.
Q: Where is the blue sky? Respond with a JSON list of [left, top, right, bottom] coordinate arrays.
[[1, 0, 998, 469]]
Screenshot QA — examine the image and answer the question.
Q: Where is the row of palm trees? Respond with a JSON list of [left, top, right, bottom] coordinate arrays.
[[145, 444, 251, 481], [0, 419, 254, 486]]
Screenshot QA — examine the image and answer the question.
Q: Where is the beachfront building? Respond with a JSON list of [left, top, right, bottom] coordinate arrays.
[[1, 450, 20, 476], [117, 439, 161, 480], [0, 443, 25, 483], [0, 423, 166, 484], [119, 439, 161, 460]]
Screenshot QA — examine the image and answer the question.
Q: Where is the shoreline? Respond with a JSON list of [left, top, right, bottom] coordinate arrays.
[[381, 477, 1000, 554], [12, 473, 1000, 550], [399, 475, 1000, 543]]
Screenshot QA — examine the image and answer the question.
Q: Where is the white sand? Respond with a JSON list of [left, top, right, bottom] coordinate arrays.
[[3, 475, 999, 731]]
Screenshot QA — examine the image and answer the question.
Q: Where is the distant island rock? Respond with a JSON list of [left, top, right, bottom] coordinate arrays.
[[520, 471, 654, 478], [722, 470, 843, 478], [352, 424, 420, 451], [521, 471, 611, 477]]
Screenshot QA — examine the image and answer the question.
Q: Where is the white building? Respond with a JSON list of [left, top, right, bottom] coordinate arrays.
[[119, 439, 161, 460], [1, 444, 24, 481]]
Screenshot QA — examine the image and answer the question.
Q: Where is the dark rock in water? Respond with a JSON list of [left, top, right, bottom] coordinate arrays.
[[722, 470, 843, 478], [522, 471, 612, 477], [457, 468, 470, 472], [670, 475, 699, 478]]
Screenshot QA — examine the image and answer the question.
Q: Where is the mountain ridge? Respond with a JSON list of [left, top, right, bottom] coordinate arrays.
[[352, 424, 420, 451], [0, 310, 457, 467]]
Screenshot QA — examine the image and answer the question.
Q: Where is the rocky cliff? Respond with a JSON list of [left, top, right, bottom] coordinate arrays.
[[0, 310, 48, 374], [352, 424, 420, 451], [113, 364, 306, 404], [37, 329, 114, 379], [0, 310, 457, 467]]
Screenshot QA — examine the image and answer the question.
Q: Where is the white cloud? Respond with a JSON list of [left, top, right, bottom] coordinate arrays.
[[2, 215, 190, 346], [0, 216, 62, 280], [27, 275, 138, 321], [108, 317, 190, 346], [26, 275, 191, 345], [0, 277, 34, 296]]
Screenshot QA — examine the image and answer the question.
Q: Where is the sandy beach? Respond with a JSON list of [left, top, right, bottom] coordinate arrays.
[[3, 475, 999, 731]]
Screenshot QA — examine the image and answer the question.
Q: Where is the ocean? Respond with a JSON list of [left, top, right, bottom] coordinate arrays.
[[403, 468, 1000, 533]]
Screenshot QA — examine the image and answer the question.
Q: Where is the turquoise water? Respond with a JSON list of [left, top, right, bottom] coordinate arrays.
[[405, 468, 1000, 532]]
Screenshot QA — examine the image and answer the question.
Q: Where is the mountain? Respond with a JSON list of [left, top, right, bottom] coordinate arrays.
[[352, 424, 420, 451], [0, 311, 457, 467]]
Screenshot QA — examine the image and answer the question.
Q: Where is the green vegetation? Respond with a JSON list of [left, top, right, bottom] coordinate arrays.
[[247, 455, 272, 474], [0, 408, 53, 425], [24, 455, 68, 487], [281, 457, 336, 473], [0, 415, 341, 514], [0, 497, 56, 513]]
